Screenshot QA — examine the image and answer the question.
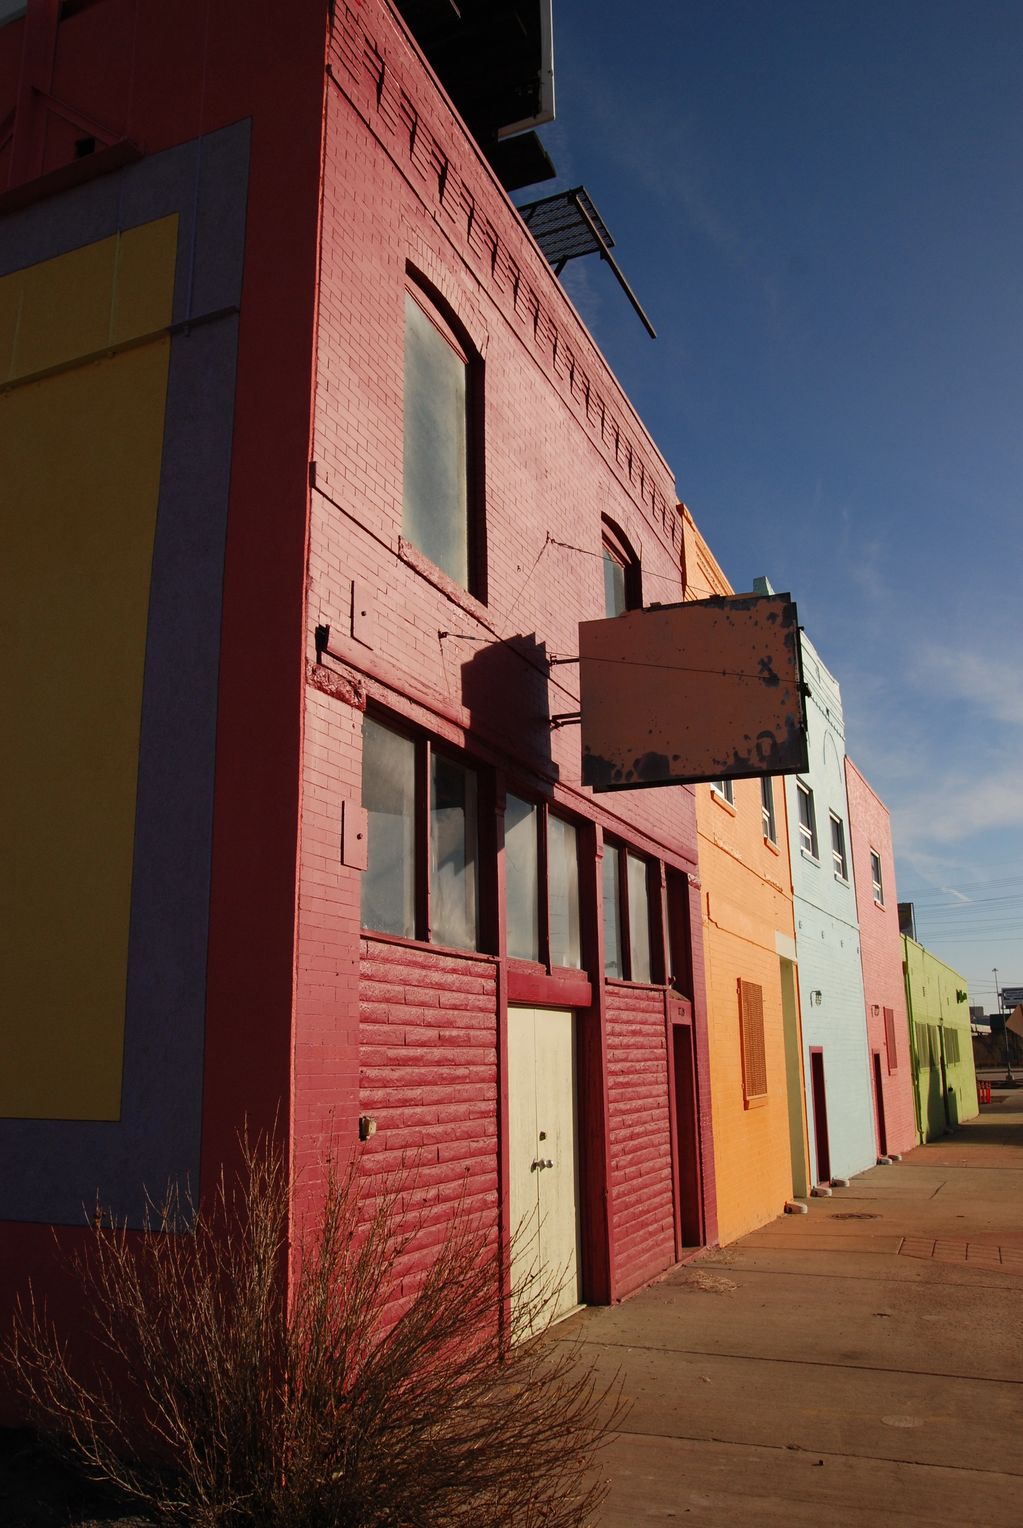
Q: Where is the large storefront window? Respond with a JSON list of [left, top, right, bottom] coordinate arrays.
[[362, 716, 479, 951], [604, 840, 658, 983], [361, 718, 415, 938], [504, 796, 581, 970]]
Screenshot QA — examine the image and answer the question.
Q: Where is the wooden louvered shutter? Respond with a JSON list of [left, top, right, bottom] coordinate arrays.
[[883, 1007, 897, 1072], [739, 979, 768, 1106]]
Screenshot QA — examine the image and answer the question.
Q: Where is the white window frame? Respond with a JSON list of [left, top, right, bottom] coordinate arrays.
[[830, 812, 848, 880], [870, 849, 884, 904], [761, 776, 777, 843], [796, 780, 817, 858]]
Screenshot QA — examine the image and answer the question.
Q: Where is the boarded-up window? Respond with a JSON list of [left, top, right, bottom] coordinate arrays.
[[915, 1022, 931, 1067], [739, 980, 768, 1106], [944, 1028, 961, 1066], [919, 1024, 943, 1068], [883, 1007, 898, 1072]]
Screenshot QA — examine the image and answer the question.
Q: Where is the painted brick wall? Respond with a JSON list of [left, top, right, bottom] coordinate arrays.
[[292, 679, 366, 1192], [785, 635, 877, 1183], [700, 846, 799, 1243], [359, 938, 498, 1188], [357, 936, 499, 1295], [844, 758, 918, 1157], [691, 531, 802, 1243], [605, 984, 677, 1295], [291, 0, 713, 1303], [903, 937, 979, 1141], [308, 0, 694, 859]]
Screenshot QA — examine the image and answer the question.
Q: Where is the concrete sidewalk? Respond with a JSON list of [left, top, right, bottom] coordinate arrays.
[[559, 1088, 1023, 1526]]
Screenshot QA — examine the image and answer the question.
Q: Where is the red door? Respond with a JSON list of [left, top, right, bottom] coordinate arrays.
[[809, 1049, 831, 1185], [871, 1050, 888, 1159]]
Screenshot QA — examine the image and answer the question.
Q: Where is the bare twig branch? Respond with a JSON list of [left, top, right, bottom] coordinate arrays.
[[5, 1138, 625, 1526]]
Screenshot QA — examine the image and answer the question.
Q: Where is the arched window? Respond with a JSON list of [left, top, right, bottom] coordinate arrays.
[[403, 279, 482, 594], [601, 517, 641, 617]]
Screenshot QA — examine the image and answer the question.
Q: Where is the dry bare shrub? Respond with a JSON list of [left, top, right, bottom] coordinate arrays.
[[6, 1140, 624, 1526]]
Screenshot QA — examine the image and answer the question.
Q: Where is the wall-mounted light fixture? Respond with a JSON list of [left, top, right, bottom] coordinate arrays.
[[810, 990, 823, 1006], [871, 1003, 881, 1016]]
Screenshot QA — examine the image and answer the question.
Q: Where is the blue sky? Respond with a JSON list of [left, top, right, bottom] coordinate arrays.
[[526, 0, 1023, 1011]]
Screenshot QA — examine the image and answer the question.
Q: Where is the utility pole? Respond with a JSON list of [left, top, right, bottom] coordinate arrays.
[[994, 967, 1014, 1084]]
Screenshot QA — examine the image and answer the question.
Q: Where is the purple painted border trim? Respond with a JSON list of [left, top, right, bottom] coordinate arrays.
[[0, 121, 250, 1225]]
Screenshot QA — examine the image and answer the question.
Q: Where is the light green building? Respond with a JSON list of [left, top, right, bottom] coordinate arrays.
[[903, 936, 979, 1141]]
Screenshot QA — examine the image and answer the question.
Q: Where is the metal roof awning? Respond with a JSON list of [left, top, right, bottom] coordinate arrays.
[[518, 186, 656, 338]]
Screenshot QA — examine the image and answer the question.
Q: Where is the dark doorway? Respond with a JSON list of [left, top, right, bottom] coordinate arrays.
[[939, 1034, 953, 1131], [809, 1048, 831, 1185], [871, 1050, 888, 1158], [672, 1024, 703, 1249]]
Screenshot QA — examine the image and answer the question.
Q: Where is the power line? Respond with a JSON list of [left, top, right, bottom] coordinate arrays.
[[914, 909, 1023, 922], [898, 874, 1023, 895], [547, 535, 686, 590], [908, 892, 1023, 911]]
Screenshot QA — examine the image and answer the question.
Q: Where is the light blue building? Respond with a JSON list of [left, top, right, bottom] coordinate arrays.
[[779, 623, 877, 1186]]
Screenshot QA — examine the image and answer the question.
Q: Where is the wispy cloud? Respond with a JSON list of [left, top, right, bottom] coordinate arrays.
[[845, 536, 889, 604], [559, 262, 603, 336], [911, 643, 1023, 728], [574, 81, 784, 322], [891, 760, 1023, 852]]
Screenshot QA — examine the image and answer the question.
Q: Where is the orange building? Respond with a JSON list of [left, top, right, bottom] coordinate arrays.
[[686, 522, 809, 1243]]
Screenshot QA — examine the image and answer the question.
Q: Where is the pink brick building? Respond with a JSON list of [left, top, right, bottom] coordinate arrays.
[[300, 0, 719, 1304], [845, 759, 918, 1157], [0, 0, 719, 1379]]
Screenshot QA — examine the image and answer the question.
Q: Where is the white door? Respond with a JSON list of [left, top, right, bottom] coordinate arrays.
[[507, 1006, 581, 1327]]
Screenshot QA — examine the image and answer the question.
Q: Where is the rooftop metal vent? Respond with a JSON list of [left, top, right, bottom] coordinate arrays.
[[518, 186, 655, 337]]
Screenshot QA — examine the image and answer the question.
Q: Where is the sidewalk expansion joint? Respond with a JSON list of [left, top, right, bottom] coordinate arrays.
[[563, 1337, 1023, 1386], [699, 1262, 1023, 1291], [610, 1428, 1023, 1478]]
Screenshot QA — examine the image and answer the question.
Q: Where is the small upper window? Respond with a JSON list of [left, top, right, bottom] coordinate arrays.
[[830, 813, 848, 880], [761, 777, 777, 843], [601, 519, 641, 617], [797, 781, 817, 858], [710, 778, 735, 805], [403, 286, 478, 592], [870, 850, 884, 904]]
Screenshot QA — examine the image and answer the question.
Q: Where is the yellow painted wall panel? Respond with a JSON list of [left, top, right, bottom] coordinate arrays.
[[12, 235, 118, 381], [111, 216, 179, 348], [0, 274, 20, 383], [2, 216, 178, 386], [0, 339, 171, 1119]]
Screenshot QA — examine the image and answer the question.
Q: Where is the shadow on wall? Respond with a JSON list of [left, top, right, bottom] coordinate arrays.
[[461, 634, 556, 780], [926, 1067, 944, 1140], [947, 1086, 960, 1131]]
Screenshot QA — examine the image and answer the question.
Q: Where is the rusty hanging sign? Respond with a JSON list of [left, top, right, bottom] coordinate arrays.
[[578, 593, 809, 792]]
